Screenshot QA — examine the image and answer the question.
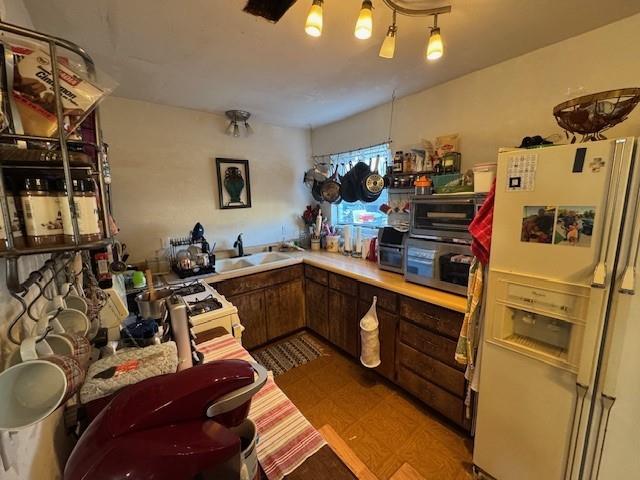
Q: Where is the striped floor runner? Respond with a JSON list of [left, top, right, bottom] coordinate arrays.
[[198, 335, 326, 480]]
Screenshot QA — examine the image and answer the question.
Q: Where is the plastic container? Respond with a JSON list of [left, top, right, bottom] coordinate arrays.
[[473, 162, 497, 193]]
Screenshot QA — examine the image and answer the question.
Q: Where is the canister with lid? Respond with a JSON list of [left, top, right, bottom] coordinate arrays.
[[20, 177, 63, 247], [57, 177, 102, 243]]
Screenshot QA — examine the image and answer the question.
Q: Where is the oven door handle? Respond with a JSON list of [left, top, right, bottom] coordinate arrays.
[[407, 257, 435, 265]]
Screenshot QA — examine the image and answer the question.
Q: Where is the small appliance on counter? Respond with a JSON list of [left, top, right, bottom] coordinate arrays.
[[65, 359, 268, 480], [377, 226, 407, 274], [405, 193, 485, 294]]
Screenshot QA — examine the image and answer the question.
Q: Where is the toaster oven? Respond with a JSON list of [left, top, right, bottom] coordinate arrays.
[[377, 227, 407, 274]]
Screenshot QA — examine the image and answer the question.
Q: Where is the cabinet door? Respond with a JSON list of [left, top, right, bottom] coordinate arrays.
[[306, 279, 329, 339], [228, 290, 267, 350], [328, 290, 359, 357], [358, 299, 398, 380], [265, 279, 305, 339]]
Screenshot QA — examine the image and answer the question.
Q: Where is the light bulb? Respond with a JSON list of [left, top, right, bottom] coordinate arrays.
[[305, 0, 323, 37], [426, 27, 443, 61], [233, 122, 240, 137], [244, 121, 254, 136], [226, 121, 234, 135], [354, 0, 373, 40], [379, 25, 396, 59]]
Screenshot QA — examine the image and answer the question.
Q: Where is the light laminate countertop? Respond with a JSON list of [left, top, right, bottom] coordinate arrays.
[[163, 251, 467, 313]]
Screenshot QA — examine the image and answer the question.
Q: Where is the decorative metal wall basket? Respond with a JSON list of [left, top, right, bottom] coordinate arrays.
[[553, 88, 640, 142]]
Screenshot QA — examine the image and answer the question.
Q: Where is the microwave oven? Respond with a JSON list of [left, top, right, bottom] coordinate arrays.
[[404, 238, 473, 295], [410, 193, 486, 241]]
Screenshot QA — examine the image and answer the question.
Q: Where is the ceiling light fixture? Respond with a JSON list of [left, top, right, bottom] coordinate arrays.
[[379, 9, 397, 59], [354, 0, 373, 40], [426, 14, 444, 61], [301, 0, 451, 62], [305, 0, 323, 37], [225, 110, 252, 137]]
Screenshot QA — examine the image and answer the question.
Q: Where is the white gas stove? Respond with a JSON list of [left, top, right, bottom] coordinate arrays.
[[169, 280, 243, 342]]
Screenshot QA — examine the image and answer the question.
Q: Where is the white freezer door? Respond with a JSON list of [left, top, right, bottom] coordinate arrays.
[[491, 139, 631, 284]]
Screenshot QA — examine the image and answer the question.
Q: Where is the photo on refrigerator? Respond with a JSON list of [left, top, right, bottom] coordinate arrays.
[[520, 205, 556, 244], [553, 206, 596, 247]]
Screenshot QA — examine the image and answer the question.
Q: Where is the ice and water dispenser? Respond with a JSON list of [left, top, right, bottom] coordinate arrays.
[[487, 271, 591, 372]]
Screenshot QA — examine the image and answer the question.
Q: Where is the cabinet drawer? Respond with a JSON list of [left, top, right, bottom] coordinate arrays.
[[397, 343, 465, 397], [304, 264, 328, 285], [397, 365, 466, 428], [359, 283, 398, 313], [400, 297, 463, 340], [399, 320, 463, 371], [329, 273, 358, 297], [215, 265, 303, 297]]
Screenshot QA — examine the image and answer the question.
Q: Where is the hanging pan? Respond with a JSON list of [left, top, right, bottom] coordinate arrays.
[[360, 157, 385, 202], [340, 161, 359, 203], [320, 164, 342, 203]]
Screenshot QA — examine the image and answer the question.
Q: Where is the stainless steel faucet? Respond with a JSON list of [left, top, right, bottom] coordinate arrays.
[[233, 233, 244, 257]]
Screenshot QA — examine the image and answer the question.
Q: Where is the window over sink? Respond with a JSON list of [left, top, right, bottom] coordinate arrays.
[[331, 143, 390, 229]]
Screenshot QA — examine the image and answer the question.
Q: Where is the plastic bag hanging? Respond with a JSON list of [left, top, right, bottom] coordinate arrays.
[[360, 296, 381, 368]]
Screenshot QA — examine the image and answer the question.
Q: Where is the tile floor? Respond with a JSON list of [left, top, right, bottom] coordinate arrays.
[[269, 333, 474, 480]]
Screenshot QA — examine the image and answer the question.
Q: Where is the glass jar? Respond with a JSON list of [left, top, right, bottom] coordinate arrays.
[[57, 178, 102, 244], [0, 178, 26, 250], [20, 177, 64, 247]]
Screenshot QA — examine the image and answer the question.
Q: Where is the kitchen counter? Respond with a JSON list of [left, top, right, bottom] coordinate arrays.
[[301, 252, 467, 313], [162, 251, 467, 313]]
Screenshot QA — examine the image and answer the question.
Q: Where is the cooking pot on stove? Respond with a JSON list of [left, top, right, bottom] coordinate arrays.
[[135, 288, 173, 320]]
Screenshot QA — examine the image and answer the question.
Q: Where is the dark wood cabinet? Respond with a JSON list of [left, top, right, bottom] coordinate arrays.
[[214, 266, 304, 349], [328, 289, 359, 357], [306, 279, 329, 339], [266, 278, 305, 339], [227, 290, 267, 350]]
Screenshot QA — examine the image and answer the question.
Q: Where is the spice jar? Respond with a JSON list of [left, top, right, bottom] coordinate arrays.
[[57, 178, 102, 243], [0, 178, 26, 250], [393, 151, 403, 173], [20, 177, 63, 247]]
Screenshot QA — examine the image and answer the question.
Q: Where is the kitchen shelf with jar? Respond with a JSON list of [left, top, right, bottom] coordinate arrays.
[[0, 20, 114, 291]]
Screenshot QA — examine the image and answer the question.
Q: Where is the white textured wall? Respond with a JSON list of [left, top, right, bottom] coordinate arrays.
[[311, 14, 640, 170], [100, 97, 312, 262]]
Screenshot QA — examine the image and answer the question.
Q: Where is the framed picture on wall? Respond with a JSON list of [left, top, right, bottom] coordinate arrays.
[[216, 158, 252, 209]]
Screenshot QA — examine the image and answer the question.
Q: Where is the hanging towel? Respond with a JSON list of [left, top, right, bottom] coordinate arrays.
[[455, 258, 484, 366], [469, 179, 496, 265]]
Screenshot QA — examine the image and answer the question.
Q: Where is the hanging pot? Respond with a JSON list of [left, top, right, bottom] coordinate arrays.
[[320, 164, 342, 204], [360, 157, 385, 202], [311, 178, 324, 202], [340, 161, 359, 203]]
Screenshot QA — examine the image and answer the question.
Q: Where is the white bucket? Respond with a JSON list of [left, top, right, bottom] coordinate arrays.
[[233, 419, 259, 480], [473, 162, 497, 193]]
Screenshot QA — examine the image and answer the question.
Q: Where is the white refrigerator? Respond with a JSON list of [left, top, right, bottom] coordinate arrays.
[[473, 137, 640, 480]]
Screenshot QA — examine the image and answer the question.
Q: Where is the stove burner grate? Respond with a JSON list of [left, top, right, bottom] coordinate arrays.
[[173, 282, 207, 297], [187, 294, 223, 315]]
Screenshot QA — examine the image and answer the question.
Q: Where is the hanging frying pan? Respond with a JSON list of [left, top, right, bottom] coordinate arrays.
[[340, 161, 359, 203], [320, 164, 342, 204], [360, 157, 385, 202]]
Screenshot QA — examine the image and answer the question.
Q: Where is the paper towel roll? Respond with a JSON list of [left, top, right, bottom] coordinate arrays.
[[354, 227, 362, 254], [343, 225, 352, 252]]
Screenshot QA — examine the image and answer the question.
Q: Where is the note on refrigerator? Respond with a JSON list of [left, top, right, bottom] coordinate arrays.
[[507, 153, 538, 192]]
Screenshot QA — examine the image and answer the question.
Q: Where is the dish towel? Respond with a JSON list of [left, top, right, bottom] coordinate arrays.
[[468, 179, 496, 265], [198, 335, 326, 480]]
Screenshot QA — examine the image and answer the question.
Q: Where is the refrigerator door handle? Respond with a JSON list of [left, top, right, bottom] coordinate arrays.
[[588, 394, 616, 480], [618, 182, 640, 294], [592, 139, 627, 288], [563, 382, 589, 480]]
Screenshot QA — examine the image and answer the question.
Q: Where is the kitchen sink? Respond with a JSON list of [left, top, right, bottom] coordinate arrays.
[[215, 258, 254, 273], [248, 252, 290, 265]]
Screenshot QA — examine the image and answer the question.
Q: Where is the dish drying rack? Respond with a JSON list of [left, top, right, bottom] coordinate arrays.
[[0, 20, 113, 292], [168, 236, 216, 279]]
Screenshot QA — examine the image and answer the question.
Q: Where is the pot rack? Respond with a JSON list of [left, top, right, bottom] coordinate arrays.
[[0, 20, 113, 292]]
